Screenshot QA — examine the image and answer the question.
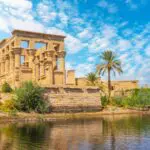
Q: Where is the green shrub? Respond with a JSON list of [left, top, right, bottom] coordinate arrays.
[[13, 81, 48, 113], [1, 82, 12, 93], [0, 99, 16, 113], [112, 88, 150, 108], [101, 96, 109, 107]]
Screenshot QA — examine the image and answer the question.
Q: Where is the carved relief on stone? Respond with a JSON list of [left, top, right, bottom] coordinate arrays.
[[13, 47, 22, 54], [15, 68, 20, 81], [57, 51, 66, 58]]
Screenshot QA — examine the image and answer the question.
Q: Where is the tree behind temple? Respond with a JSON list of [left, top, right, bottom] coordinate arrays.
[[96, 50, 123, 101]]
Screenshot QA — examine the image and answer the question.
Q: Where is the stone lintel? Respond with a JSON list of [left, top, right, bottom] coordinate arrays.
[[12, 30, 66, 41]]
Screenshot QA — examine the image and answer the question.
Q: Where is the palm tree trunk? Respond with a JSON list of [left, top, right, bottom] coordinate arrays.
[[108, 68, 111, 101]]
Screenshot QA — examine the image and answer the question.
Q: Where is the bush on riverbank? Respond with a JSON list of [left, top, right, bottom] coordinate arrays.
[[1, 82, 13, 93], [112, 88, 150, 108], [13, 81, 48, 113]]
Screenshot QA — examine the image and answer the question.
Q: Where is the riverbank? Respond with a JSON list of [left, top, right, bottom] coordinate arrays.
[[0, 107, 150, 123]]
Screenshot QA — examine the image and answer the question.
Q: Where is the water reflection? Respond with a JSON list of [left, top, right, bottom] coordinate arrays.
[[0, 115, 150, 150]]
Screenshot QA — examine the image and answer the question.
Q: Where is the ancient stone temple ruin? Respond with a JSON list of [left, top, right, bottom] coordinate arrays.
[[0, 30, 139, 112], [0, 29, 138, 91], [0, 30, 75, 88]]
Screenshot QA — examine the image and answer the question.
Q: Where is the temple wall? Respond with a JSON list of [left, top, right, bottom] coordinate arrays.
[[44, 86, 102, 112], [76, 77, 139, 91], [54, 71, 64, 85], [0, 30, 66, 88], [76, 78, 87, 87], [66, 70, 75, 85]]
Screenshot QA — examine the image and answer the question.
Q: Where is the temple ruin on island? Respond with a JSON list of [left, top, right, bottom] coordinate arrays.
[[0, 30, 139, 112], [0, 30, 74, 88], [0, 30, 138, 90]]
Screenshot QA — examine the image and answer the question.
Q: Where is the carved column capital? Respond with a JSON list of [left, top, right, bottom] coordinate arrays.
[[13, 47, 21, 54], [58, 51, 66, 58], [27, 49, 36, 56], [46, 50, 54, 57], [5, 54, 9, 60]]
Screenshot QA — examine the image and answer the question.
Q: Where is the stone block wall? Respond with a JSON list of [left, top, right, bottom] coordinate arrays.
[[44, 86, 102, 112]]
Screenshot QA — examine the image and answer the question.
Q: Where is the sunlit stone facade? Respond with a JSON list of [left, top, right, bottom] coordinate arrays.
[[0, 30, 73, 88], [0, 30, 138, 91]]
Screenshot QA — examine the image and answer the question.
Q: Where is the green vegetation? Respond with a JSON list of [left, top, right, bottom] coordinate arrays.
[[0, 81, 48, 114], [86, 72, 98, 86], [1, 82, 13, 93], [0, 99, 17, 115], [101, 96, 109, 107], [13, 81, 48, 113], [97, 50, 123, 100], [101, 88, 150, 108]]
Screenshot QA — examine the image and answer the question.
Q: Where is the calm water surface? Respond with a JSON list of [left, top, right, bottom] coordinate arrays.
[[0, 114, 150, 150]]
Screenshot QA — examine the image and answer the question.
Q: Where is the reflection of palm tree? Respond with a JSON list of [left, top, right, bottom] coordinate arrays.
[[110, 116, 116, 150], [97, 50, 123, 101]]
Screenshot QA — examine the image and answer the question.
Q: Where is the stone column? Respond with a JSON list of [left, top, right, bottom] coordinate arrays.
[[9, 52, 14, 72], [46, 50, 54, 85], [15, 38, 21, 47], [53, 55, 57, 70], [13, 48, 21, 88], [28, 49, 36, 68], [58, 51, 66, 72], [47, 42, 52, 50], [40, 62, 45, 77], [29, 40, 35, 49], [58, 51, 66, 84], [5, 55, 9, 74], [0, 62, 1, 75], [35, 63, 40, 81], [1, 58, 5, 74], [13, 48, 21, 68], [47, 62, 53, 85]]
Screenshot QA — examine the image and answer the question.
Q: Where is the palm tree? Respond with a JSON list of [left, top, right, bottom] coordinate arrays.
[[86, 72, 98, 86], [96, 50, 123, 100]]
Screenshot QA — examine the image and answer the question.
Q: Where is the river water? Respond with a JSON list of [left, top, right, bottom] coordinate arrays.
[[0, 114, 150, 150]]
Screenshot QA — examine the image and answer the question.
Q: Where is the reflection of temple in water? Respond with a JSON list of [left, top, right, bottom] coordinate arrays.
[[0, 115, 148, 150]]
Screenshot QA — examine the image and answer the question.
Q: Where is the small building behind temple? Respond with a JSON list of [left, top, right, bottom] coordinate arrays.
[[0, 30, 138, 91]]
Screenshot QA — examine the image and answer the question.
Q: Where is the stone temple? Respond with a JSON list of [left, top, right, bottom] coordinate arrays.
[[0, 30, 76, 88], [0, 30, 138, 91]]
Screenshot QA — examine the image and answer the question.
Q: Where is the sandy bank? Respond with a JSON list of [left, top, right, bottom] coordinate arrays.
[[0, 107, 150, 123]]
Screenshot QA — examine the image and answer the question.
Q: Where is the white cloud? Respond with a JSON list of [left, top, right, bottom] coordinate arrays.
[[117, 39, 132, 51], [145, 45, 150, 56], [65, 34, 87, 54], [75, 63, 94, 77], [77, 28, 93, 39], [37, 2, 57, 22], [0, 0, 45, 33], [58, 12, 69, 25], [0, 0, 32, 10], [87, 57, 95, 62], [9, 17, 45, 32], [98, 0, 118, 13], [66, 62, 74, 70], [0, 0, 33, 20], [47, 27, 66, 35], [0, 17, 9, 32]]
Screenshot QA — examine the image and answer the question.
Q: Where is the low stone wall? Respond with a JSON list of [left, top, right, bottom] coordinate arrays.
[[44, 86, 102, 112]]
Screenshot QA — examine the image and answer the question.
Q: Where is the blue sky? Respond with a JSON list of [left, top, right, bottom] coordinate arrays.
[[0, 0, 150, 85]]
